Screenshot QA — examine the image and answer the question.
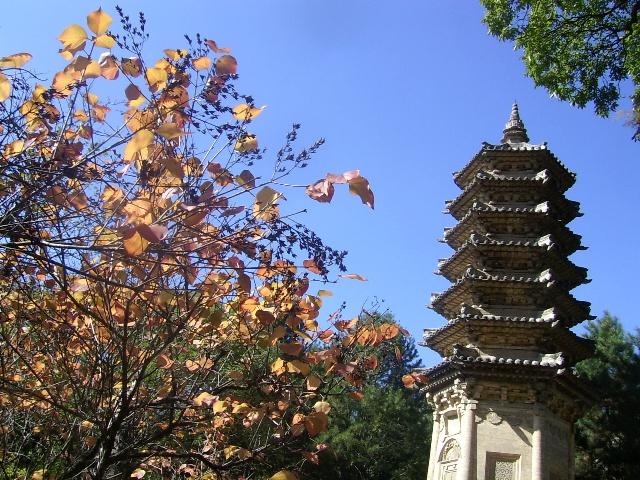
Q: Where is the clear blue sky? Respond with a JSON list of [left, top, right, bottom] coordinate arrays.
[[2, 1, 638, 366]]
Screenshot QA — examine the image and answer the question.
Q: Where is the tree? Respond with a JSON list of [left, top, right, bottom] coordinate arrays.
[[300, 314, 431, 480], [575, 313, 640, 480], [481, 0, 640, 140], [0, 8, 393, 479]]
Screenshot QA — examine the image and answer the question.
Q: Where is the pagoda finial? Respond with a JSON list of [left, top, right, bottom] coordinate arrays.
[[501, 102, 530, 144]]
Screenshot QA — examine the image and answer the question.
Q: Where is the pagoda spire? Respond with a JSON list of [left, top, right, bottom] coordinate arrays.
[[501, 101, 530, 144]]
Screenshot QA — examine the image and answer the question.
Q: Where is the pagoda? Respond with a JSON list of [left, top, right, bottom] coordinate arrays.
[[422, 104, 593, 480]]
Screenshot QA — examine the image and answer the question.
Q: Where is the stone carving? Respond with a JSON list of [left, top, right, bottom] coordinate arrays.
[[539, 352, 565, 367], [452, 343, 480, 358], [486, 410, 503, 425], [439, 439, 461, 462]]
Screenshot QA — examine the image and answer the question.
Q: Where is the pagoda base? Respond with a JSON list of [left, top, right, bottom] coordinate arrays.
[[424, 367, 591, 480]]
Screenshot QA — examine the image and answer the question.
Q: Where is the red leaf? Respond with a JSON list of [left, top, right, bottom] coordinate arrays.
[[137, 224, 168, 243], [303, 259, 322, 275], [339, 273, 368, 281], [305, 179, 334, 203], [205, 39, 231, 53]]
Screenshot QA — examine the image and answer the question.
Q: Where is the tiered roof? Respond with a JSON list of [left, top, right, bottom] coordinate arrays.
[[422, 104, 593, 413]]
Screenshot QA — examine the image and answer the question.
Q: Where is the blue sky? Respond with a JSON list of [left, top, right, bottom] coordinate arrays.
[[2, 1, 638, 366]]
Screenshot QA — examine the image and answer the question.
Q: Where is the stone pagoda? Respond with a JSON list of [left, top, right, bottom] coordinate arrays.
[[422, 104, 593, 480]]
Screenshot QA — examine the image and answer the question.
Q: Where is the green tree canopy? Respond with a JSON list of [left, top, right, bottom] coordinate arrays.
[[575, 313, 640, 479], [481, 0, 640, 140]]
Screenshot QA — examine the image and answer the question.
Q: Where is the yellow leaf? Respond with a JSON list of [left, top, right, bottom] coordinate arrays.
[[0, 73, 10, 102], [123, 129, 153, 162], [232, 103, 265, 122], [123, 229, 149, 256], [95, 34, 115, 49], [0, 53, 32, 68], [146, 67, 168, 92], [271, 358, 285, 374], [164, 49, 188, 60], [193, 391, 215, 407], [235, 133, 258, 153], [318, 289, 333, 297], [58, 24, 88, 50], [86, 92, 99, 105], [4, 139, 24, 157], [192, 56, 212, 71], [31, 470, 45, 480], [236, 169, 255, 189], [270, 471, 298, 480], [213, 400, 227, 413], [156, 123, 186, 139], [87, 8, 112, 35], [255, 186, 283, 208]]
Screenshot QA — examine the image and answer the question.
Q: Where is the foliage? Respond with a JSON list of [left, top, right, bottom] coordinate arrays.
[[575, 313, 640, 480], [481, 0, 640, 140], [0, 8, 394, 479], [300, 314, 431, 480]]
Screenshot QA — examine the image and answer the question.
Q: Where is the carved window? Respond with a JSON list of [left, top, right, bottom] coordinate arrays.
[[486, 453, 520, 480]]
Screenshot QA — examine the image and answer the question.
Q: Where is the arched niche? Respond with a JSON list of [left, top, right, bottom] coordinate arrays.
[[438, 439, 460, 480]]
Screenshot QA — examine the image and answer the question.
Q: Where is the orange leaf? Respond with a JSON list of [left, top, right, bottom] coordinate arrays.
[[216, 54, 237, 75], [348, 175, 375, 209], [98, 53, 119, 80], [122, 229, 149, 256], [303, 259, 322, 275], [192, 56, 212, 71]]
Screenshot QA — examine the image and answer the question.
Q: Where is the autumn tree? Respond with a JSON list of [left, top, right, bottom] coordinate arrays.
[[0, 8, 396, 479], [481, 0, 640, 140], [300, 314, 431, 480]]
